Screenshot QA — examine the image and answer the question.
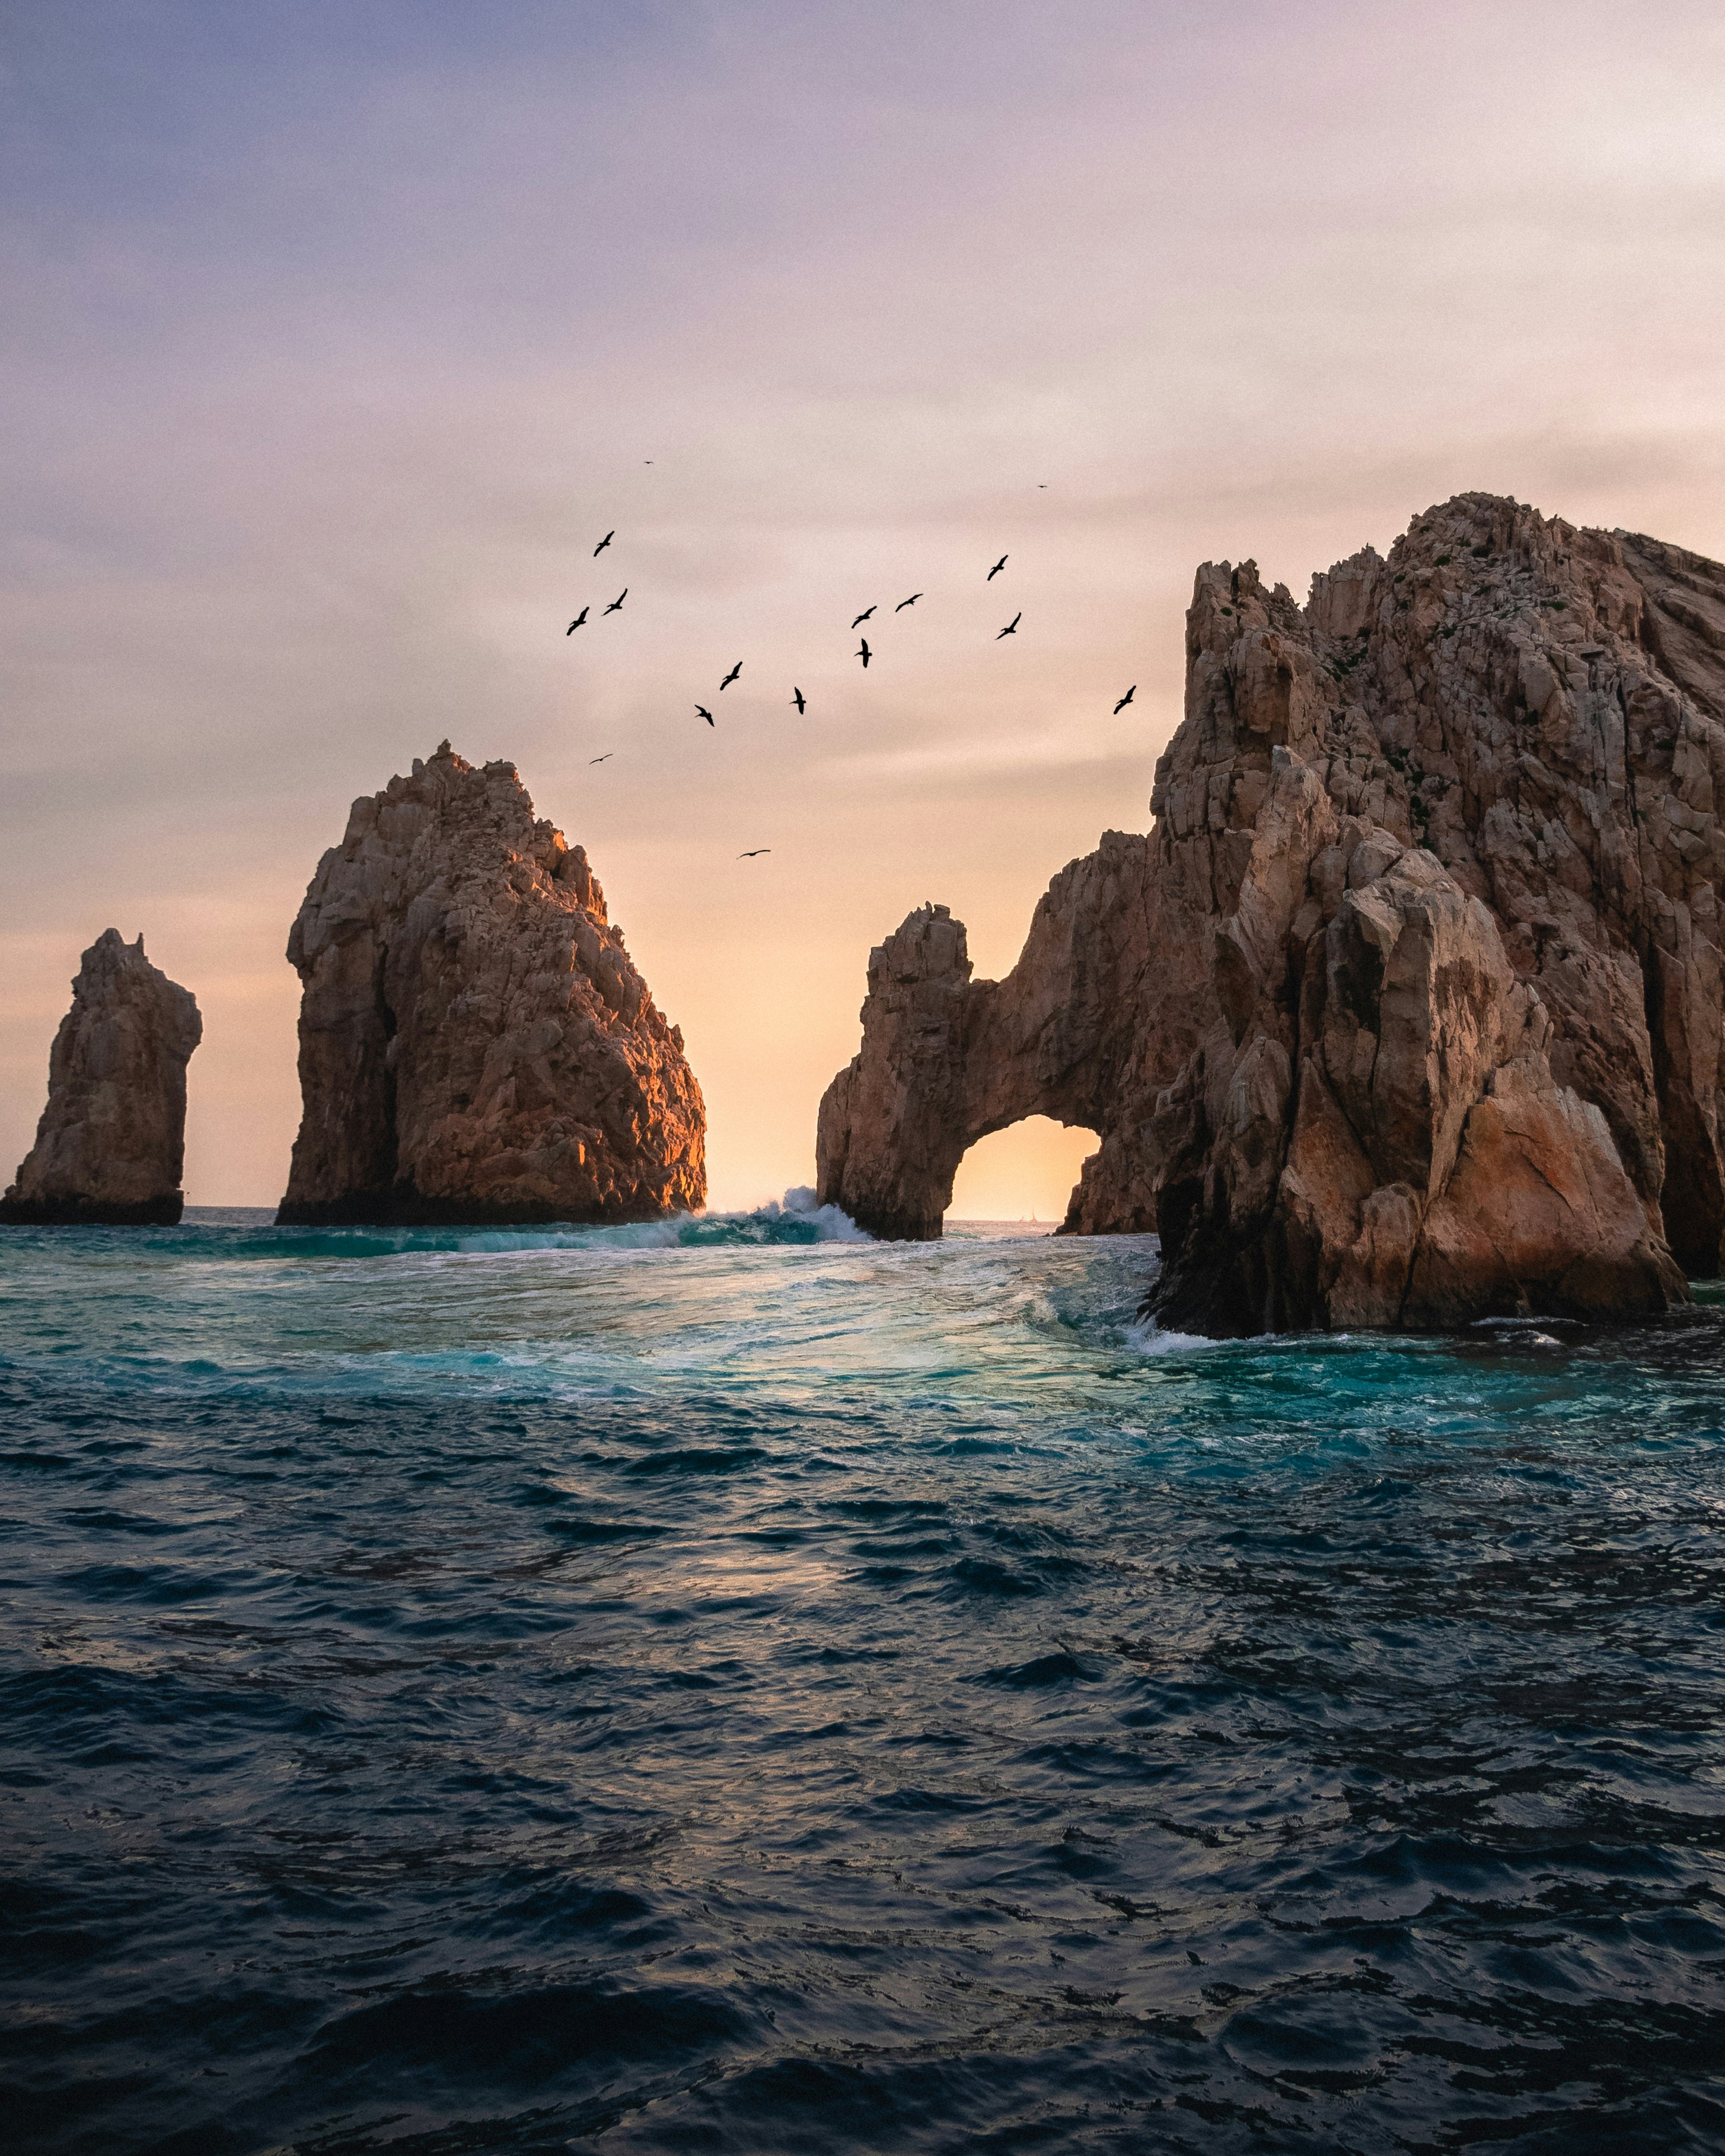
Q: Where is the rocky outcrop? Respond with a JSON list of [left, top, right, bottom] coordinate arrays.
[[818, 493, 1725, 1331], [1, 931, 202, 1226], [814, 837, 1159, 1240], [278, 743, 704, 1226]]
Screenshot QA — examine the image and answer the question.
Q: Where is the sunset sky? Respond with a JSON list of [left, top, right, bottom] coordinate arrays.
[[5, 1, 1723, 1216]]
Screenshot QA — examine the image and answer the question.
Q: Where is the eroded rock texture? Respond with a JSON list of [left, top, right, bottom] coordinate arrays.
[[818, 493, 1725, 1331], [278, 744, 704, 1226], [2, 930, 202, 1226]]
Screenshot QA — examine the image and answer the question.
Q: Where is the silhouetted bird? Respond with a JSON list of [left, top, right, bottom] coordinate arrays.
[[997, 613, 1021, 639], [987, 555, 1007, 580], [1112, 685, 1136, 714], [696, 705, 715, 725], [895, 592, 922, 612], [851, 606, 876, 629], [738, 848, 771, 858], [856, 639, 872, 668], [604, 589, 627, 614], [791, 688, 806, 714], [719, 662, 742, 690], [594, 531, 614, 555], [565, 608, 588, 634], [589, 752, 613, 763]]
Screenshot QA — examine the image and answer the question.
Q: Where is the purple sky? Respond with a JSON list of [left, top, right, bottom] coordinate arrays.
[[4, 1, 1723, 1213]]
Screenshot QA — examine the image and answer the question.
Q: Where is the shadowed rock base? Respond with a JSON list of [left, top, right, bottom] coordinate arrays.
[[0, 1192, 184, 1227], [819, 493, 1724, 1333], [275, 1188, 683, 1229]]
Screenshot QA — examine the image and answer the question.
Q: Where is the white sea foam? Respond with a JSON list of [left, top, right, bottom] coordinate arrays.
[[1123, 1319, 1224, 1356], [766, 1187, 874, 1241]]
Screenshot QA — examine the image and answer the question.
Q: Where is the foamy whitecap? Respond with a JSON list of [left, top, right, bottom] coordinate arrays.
[[1123, 1319, 1226, 1355]]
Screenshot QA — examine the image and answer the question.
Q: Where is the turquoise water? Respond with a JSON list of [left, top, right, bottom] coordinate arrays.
[[4, 1205, 1724, 2153]]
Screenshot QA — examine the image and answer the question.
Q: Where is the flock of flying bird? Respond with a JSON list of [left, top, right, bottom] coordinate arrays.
[[563, 526, 1138, 858]]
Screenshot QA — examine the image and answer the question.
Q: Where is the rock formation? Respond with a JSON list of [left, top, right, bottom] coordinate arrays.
[[818, 493, 1725, 1331], [1, 930, 202, 1226], [278, 743, 704, 1226], [814, 841, 1159, 1242]]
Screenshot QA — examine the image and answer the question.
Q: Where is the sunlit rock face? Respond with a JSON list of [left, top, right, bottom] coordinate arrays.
[[818, 493, 1725, 1332], [278, 743, 705, 1226], [2, 930, 202, 1227]]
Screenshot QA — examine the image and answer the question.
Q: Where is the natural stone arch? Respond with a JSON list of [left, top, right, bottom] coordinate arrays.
[[817, 493, 1720, 1332], [815, 834, 1166, 1240]]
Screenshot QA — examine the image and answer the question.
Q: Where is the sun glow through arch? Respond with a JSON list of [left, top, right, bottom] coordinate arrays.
[[944, 1114, 1099, 1227]]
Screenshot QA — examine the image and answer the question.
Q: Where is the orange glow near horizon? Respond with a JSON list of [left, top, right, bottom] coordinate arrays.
[[946, 1120, 1101, 1227]]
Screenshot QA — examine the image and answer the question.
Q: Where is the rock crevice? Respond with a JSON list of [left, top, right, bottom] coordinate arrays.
[[817, 495, 1723, 1329], [278, 744, 704, 1226]]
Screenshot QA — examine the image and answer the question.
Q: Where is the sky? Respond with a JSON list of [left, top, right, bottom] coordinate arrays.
[[4, 0, 1724, 1217]]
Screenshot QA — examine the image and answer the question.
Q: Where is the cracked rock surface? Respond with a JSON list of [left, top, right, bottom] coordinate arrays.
[[818, 493, 1723, 1331], [278, 743, 705, 1226], [2, 930, 202, 1227]]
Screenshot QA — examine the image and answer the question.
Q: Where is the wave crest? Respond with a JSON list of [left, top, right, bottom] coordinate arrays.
[[135, 1190, 875, 1260]]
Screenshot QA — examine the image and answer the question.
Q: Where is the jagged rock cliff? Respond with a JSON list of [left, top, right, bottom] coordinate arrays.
[[818, 493, 1725, 1331], [278, 744, 704, 1226], [1, 930, 202, 1226]]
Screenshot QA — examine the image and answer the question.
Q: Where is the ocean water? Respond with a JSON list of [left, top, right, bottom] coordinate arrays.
[[4, 1203, 1724, 2156]]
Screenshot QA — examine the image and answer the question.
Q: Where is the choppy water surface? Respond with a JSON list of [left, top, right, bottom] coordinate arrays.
[[4, 1204, 1724, 2155]]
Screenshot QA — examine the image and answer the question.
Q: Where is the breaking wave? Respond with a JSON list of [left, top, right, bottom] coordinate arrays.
[[24, 1187, 877, 1264]]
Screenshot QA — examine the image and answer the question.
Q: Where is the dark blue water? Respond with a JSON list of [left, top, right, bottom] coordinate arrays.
[[4, 1205, 1724, 2154]]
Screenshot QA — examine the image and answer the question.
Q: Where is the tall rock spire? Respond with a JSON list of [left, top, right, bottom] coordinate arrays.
[[2, 930, 202, 1227]]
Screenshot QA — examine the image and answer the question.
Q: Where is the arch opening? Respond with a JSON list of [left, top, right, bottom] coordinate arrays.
[[945, 1115, 1100, 1230]]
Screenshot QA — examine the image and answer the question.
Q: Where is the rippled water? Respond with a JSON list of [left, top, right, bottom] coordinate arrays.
[[4, 1204, 1724, 2155]]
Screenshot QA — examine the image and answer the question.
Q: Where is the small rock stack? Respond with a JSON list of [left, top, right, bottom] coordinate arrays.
[[277, 743, 706, 1226], [1, 930, 202, 1226]]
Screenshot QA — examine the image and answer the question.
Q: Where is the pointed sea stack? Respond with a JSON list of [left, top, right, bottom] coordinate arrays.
[[276, 743, 705, 1226], [819, 493, 1725, 1331], [2, 930, 202, 1226]]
